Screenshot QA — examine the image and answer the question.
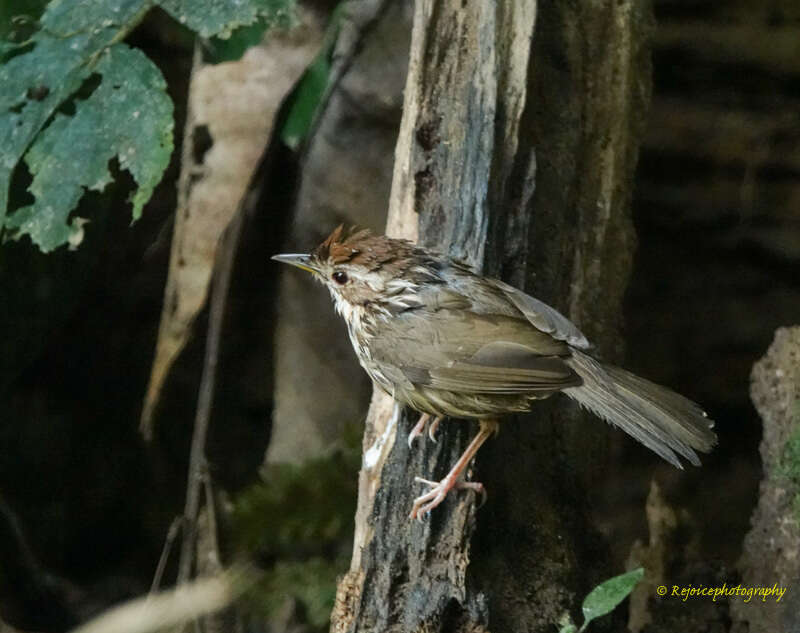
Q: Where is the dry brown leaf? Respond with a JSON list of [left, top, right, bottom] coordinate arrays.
[[141, 13, 324, 438]]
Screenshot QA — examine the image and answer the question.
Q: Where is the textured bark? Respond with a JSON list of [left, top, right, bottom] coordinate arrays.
[[733, 327, 800, 633], [331, 1, 651, 631]]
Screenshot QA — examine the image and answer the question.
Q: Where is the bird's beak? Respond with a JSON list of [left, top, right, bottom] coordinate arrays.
[[271, 253, 318, 274]]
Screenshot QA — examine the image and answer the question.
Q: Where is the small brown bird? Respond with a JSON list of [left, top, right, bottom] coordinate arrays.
[[273, 226, 717, 519]]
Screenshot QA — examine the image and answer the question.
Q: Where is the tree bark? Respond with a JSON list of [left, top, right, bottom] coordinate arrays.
[[733, 327, 800, 633], [331, 1, 651, 631]]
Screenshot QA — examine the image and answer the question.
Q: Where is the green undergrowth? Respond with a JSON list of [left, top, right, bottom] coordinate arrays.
[[231, 424, 360, 630]]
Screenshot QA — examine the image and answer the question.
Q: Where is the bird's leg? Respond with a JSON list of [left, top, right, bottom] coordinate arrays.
[[428, 415, 443, 442], [407, 413, 445, 448], [407, 413, 430, 448], [409, 419, 499, 520]]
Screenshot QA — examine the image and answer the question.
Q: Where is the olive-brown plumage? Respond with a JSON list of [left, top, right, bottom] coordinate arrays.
[[273, 226, 717, 519]]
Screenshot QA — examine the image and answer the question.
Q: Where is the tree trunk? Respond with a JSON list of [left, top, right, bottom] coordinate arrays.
[[733, 327, 800, 633], [331, 1, 651, 631]]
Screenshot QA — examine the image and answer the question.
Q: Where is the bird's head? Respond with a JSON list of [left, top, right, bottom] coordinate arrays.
[[272, 226, 430, 318]]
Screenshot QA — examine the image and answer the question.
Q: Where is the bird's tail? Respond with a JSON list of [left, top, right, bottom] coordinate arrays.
[[562, 350, 717, 467]]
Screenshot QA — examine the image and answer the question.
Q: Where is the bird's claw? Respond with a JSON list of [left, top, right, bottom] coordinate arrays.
[[407, 414, 444, 448], [408, 476, 486, 520], [428, 416, 442, 442], [407, 413, 429, 449]]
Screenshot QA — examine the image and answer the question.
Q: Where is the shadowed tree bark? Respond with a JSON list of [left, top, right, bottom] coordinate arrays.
[[331, 1, 652, 631]]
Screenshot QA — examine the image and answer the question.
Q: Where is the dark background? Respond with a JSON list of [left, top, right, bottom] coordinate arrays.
[[1, 0, 798, 630]]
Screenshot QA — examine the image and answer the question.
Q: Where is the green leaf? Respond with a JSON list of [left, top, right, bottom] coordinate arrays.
[[157, 0, 294, 39], [0, 0, 149, 232], [280, 53, 331, 150], [279, 3, 344, 150], [557, 612, 578, 633], [205, 19, 271, 63], [4, 44, 173, 251], [579, 568, 644, 632], [39, 0, 144, 33], [0, 39, 24, 57]]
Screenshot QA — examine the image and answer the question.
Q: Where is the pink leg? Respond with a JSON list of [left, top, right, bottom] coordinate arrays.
[[409, 419, 499, 520], [407, 413, 431, 448], [414, 477, 487, 510], [428, 415, 443, 442]]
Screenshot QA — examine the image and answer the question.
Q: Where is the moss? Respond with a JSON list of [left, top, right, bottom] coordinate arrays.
[[776, 406, 800, 521], [231, 424, 360, 630]]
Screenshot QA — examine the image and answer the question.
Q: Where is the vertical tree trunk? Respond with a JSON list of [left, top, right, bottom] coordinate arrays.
[[331, 1, 651, 631]]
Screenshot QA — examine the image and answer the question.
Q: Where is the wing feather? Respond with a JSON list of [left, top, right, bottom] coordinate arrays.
[[425, 350, 580, 393], [488, 279, 591, 349], [364, 278, 585, 398]]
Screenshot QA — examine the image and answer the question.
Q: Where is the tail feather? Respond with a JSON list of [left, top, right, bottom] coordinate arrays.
[[563, 350, 717, 468]]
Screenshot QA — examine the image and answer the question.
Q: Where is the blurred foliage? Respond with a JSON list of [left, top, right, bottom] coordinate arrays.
[[205, 18, 275, 64], [280, 52, 329, 152], [250, 559, 340, 629], [232, 424, 360, 630], [558, 568, 644, 633], [280, 3, 343, 151], [233, 449, 358, 558], [0, 0, 48, 41], [0, 0, 294, 252]]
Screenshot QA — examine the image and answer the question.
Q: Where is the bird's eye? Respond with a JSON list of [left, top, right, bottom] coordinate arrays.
[[332, 271, 349, 285]]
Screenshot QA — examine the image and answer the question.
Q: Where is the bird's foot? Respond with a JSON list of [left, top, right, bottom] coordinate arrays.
[[407, 413, 430, 448], [407, 413, 444, 448], [407, 419, 498, 520], [428, 415, 443, 442], [409, 476, 486, 520]]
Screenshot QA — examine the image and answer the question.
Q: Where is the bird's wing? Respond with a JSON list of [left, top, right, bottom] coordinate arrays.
[[487, 279, 592, 349], [423, 341, 581, 393], [368, 308, 580, 394]]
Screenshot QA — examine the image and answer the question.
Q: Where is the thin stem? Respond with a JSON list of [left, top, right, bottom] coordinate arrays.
[[176, 194, 246, 585], [149, 516, 182, 595]]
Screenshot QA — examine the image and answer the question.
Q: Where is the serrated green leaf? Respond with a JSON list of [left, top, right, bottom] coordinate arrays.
[[4, 44, 173, 251], [157, 0, 293, 39], [579, 568, 644, 632], [40, 0, 145, 33], [0, 0, 149, 231]]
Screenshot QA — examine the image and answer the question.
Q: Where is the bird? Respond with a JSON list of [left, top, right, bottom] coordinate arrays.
[[273, 226, 717, 520]]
